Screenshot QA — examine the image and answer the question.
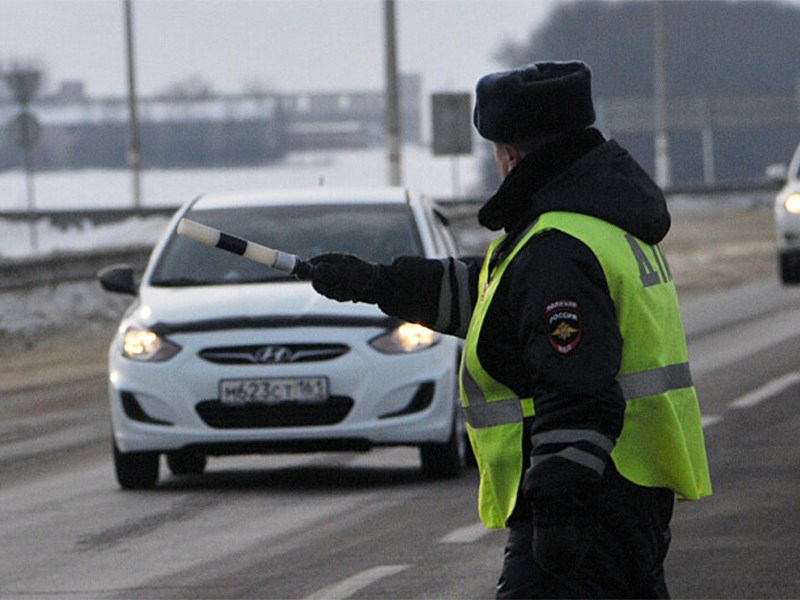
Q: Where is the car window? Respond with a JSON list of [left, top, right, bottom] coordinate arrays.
[[150, 203, 422, 286]]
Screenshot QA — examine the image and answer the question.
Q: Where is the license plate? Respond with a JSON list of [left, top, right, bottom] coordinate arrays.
[[219, 377, 329, 405]]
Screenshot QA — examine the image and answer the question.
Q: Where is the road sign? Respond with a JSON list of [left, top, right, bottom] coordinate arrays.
[[3, 69, 41, 106], [8, 111, 42, 147], [432, 92, 472, 155]]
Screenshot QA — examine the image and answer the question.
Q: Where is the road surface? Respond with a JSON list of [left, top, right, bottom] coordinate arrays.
[[2, 205, 799, 598]]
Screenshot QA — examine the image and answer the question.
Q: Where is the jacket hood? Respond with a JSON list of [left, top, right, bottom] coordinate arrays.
[[479, 132, 671, 245]]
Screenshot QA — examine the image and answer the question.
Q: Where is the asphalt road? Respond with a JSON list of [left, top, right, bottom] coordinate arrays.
[[3, 265, 800, 595], [2, 275, 800, 599], [666, 279, 800, 599]]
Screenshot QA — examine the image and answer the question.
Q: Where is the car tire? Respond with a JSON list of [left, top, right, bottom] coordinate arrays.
[[113, 442, 159, 490], [166, 450, 207, 476], [463, 431, 477, 468], [420, 412, 466, 480], [779, 252, 800, 284]]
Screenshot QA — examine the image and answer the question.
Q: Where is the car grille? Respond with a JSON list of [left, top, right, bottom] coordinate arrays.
[[195, 396, 353, 428], [199, 343, 349, 365]]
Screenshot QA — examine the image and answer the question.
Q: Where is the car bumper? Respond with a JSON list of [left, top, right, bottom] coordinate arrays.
[[776, 201, 800, 252], [109, 327, 459, 454]]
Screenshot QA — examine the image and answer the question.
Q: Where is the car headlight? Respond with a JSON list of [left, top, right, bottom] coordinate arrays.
[[369, 322, 440, 354], [122, 328, 181, 362], [785, 193, 800, 214]]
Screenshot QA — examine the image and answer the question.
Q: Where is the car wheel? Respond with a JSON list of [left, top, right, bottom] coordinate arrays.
[[113, 442, 159, 490], [463, 429, 477, 468], [166, 450, 207, 476], [779, 252, 800, 284], [420, 411, 466, 480]]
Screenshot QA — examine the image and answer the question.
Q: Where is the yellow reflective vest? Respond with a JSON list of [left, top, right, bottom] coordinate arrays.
[[460, 211, 712, 529]]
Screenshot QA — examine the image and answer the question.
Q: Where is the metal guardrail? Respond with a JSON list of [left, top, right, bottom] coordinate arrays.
[[662, 178, 781, 196], [0, 179, 780, 291], [0, 178, 782, 225], [0, 246, 151, 291], [436, 179, 781, 222], [0, 206, 176, 225]]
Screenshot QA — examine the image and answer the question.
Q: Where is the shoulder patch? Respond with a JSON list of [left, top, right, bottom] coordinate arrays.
[[545, 300, 582, 355]]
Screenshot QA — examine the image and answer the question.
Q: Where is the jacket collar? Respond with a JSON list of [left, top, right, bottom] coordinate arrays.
[[478, 128, 606, 232]]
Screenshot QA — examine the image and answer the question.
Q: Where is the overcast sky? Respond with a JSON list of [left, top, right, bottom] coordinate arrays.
[[0, 0, 557, 100]]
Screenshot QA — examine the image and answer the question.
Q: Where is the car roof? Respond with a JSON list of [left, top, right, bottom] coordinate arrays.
[[190, 186, 413, 210]]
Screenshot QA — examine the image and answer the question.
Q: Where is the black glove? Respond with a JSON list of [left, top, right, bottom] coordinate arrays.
[[308, 253, 385, 304], [531, 501, 593, 578]]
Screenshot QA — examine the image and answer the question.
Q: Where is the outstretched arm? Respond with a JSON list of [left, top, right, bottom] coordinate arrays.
[[309, 253, 481, 338]]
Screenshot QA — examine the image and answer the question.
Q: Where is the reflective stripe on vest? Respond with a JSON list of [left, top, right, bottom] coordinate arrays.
[[461, 363, 524, 428], [463, 359, 694, 430], [618, 362, 693, 400]]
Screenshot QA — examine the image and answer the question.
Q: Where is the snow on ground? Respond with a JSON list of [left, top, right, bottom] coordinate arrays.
[[0, 143, 773, 261], [0, 280, 132, 338], [0, 145, 480, 210], [0, 215, 170, 260], [0, 146, 775, 338], [0, 145, 482, 260], [0, 145, 484, 337]]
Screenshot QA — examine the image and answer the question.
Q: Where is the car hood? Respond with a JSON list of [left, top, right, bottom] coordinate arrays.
[[135, 281, 387, 329]]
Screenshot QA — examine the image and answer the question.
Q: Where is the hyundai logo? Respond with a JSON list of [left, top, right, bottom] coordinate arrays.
[[253, 346, 294, 364], [199, 344, 349, 364]]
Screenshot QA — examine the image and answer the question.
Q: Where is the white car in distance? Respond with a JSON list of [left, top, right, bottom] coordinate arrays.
[[771, 142, 800, 283], [98, 187, 467, 489]]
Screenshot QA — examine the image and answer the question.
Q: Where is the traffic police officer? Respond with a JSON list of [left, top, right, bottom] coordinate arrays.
[[309, 61, 712, 598]]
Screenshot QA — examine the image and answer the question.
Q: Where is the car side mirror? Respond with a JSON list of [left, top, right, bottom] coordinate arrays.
[[766, 163, 788, 184], [458, 255, 485, 266], [98, 264, 137, 296]]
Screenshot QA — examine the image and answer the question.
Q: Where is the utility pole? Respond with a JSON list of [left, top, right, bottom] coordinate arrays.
[[653, 0, 671, 189], [124, 0, 142, 207], [383, 0, 402, 186]]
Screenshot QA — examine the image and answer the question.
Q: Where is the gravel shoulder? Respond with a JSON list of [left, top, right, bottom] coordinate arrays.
[[661, 204, 776, 297]]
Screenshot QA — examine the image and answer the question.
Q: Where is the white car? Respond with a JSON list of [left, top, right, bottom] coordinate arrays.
[[772, 142, 800, 283], [98, 187, 467, 489]]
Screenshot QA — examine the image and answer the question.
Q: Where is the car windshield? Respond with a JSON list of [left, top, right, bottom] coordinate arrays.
[[150, 202, 423, 286]]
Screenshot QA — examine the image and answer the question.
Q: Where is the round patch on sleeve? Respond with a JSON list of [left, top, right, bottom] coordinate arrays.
[[545, 300, 583, 354]]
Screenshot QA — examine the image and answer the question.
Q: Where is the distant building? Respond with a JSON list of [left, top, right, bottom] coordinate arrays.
[[0, 74, 423, 171]]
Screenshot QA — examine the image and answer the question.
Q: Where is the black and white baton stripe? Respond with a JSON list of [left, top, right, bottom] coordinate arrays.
[[176, 218, 311, 278]]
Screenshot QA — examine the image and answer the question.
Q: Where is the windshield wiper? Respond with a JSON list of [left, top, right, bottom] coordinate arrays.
[[151, 273, 302, 287], [241, 274, 297, 283], [150, 276, 220, 287]]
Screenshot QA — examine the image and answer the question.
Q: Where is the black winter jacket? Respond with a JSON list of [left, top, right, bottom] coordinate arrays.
[[374, 128, 673, 522]]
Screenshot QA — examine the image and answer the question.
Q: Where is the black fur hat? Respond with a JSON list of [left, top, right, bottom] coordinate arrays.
[[473, 61, 596, 143]]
